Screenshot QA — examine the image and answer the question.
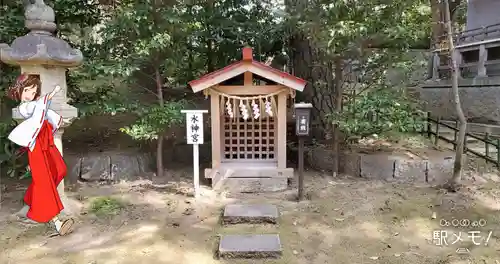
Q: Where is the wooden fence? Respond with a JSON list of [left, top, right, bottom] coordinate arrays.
[[426, 113, 500, 167]]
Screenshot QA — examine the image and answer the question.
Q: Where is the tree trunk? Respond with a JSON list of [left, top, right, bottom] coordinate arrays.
[[154, 67, 164, 178], [430, 0, 463, 49], [430, 0, 445, 49], [286, 0, 335, 130], [332, 56, 343, 177], [206, 39, 215, 72], [156, 136, 164, 178], [443, 0, 466, 191]]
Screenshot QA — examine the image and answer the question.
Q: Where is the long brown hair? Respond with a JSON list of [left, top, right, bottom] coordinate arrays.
[[6, 74, 41, 101]]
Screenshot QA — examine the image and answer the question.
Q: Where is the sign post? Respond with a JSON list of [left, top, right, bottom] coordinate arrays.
[[294, 103, 313, 201], [181, 109, 208, 198]]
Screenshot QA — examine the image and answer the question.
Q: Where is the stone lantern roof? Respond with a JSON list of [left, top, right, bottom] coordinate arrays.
[[0, 0, 83, 67]]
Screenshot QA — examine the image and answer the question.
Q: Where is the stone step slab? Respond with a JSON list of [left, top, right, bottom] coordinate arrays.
[[213, 177, 288, 193], [223, 204, 279, 224], [218, 234, 282, 258]]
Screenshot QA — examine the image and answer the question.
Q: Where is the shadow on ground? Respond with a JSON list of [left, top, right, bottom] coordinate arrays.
[[1, 168, 499, 264]]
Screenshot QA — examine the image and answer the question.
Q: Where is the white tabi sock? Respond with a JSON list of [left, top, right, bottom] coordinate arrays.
[[52, 217, 63, 232]]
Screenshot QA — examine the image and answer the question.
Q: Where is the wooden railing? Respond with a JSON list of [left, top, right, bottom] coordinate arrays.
[[426, 113, 500, 167], [430, 23, 500, 80], [434, 22, 500, 50]]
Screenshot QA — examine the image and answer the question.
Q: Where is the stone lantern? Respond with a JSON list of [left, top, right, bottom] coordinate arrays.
[[0, 0, 83, 217]]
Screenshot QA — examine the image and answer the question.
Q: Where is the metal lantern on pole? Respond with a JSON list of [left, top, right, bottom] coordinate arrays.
[[294, 102, 312, 201]]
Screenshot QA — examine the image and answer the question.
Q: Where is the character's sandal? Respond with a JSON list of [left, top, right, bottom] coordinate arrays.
[[57, 218, 75, 236]]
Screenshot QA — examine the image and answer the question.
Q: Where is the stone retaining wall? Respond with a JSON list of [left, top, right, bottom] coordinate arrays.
[[420, 78, 500, 124], [64, 151, 153, 184], [306, 146, 455, 185], [66, 144, 455, 186], [64, 144, 212, 184]]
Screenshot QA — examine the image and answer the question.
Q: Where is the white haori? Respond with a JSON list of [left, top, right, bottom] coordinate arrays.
[[8, 94, 63, 151]]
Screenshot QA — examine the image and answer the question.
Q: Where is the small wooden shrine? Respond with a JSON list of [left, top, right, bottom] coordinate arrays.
[[188, 47, 306, 190]]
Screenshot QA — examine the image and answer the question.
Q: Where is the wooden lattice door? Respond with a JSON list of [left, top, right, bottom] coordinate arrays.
[[222, 105, 276, 161]]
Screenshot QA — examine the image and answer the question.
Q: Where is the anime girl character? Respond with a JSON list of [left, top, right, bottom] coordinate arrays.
[[7, 74, 75, 236]]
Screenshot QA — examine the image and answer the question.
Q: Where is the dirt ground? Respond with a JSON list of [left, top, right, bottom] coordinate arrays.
[[1, 164, 499, 264]]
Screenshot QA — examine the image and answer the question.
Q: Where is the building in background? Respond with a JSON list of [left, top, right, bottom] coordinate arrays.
[[422, 0, 500, 129]]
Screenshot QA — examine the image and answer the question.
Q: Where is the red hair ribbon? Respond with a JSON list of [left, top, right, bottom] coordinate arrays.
[[17, 73, 28, 83]]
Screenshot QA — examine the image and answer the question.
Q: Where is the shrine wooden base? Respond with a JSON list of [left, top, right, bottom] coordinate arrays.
[[206, 161, 293, 193]]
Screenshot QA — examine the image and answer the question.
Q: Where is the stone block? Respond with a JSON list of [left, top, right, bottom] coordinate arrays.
[[216, 178, 288, 193], [137, 153, 154, 173], [223, 204, 279, 224], [306, 146, 333, 171], [218, 234, 282, 258], [205, 168, 293, 178], [359, 154, 395, 181], [63, 154, 82, 185], [80, 155, 111, 181], [394, 159, 427, 182], [110, 153, 141, 181], [305, 145, 361, 176], [427, 155, 455, 185], [342, 153, 361, 176]]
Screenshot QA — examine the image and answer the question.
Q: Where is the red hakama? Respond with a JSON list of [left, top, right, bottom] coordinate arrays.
[[24, 120, 67, 223]]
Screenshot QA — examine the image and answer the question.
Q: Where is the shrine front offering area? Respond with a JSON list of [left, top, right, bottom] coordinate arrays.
[[1, 168, 499, 264]]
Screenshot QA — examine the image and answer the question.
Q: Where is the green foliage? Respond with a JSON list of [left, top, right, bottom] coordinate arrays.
[[0, 2, 24, 93], [0, 3, 25, 43], [89, 196, 126, 217], [0, 121, 15, 163], [0, 120, 28, 178], [326, 89, 426, 138], [120, 100, 187, 140], [69, 84, 138, 117], [285, 0, 436, 123], [1, 0, 446, 151], [300, 0, 432, 53], [92, 0, 283, 86]]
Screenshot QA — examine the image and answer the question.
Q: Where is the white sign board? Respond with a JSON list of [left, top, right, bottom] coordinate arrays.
[[182, 110, 208, 144], [181, 110, 208, 198]]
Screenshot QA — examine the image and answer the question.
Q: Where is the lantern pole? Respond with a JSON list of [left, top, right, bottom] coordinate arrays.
[[298, 135, 305, 200]]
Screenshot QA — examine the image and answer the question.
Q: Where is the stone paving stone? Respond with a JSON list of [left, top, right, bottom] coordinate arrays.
[[218, 234, 282, 258], [223, 204, 279, 224], [216, 177, 288, 192]]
